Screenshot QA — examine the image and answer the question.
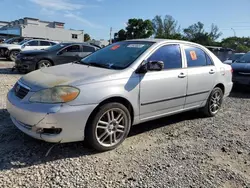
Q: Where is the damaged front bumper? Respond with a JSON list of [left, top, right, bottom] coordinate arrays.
[[7, 89, 97, 143]]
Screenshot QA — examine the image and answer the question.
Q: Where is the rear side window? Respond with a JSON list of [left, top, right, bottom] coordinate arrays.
[[147, 44, 182, 70], [82, 45, 95, 52], [50, 42, 57, 46], [62, 45, 81, 52], [184, 46, 213, 67], [40, 41, 51, 46]]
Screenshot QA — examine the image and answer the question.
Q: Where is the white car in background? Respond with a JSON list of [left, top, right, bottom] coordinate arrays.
[[0, 39, 58, 61]]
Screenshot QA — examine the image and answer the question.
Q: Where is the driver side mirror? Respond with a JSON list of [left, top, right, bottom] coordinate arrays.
[[136, 60, 164, 73]]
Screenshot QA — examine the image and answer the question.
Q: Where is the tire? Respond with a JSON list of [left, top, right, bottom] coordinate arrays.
[[9, 50, 19, 61], [202, 87, 224, 117], [37, 60, 52, 70], [85, 102, 131, 152]]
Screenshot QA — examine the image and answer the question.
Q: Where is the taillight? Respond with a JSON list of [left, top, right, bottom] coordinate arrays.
[[230, 67, 233, 73]]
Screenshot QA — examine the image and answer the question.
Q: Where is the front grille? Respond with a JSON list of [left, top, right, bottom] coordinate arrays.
[[14, 82, 30, 99]]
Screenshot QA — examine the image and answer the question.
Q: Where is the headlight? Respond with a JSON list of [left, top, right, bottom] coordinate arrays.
[[22, 56, 34, 60], [29, 86, 80, 103]]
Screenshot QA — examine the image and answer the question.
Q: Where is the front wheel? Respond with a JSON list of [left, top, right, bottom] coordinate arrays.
[[202, 87, 224, 117], [85, 103, 131, 151], [37, 60, 52, 70]]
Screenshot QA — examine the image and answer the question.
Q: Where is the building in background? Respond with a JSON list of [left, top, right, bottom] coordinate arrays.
[[88, 39, 110, 48], [0, 17, 84, 42]]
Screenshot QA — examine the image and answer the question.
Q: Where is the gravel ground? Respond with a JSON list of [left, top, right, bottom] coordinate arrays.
[[0, 59, 249, 188]]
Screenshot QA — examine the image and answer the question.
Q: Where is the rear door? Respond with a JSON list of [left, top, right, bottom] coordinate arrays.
[[183, 45, 216, 109], [39, 41, 52, 50], [54, 44, 82, 64]]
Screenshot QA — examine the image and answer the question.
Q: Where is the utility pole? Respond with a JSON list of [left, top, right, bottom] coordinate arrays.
[[231, 28, 236, 37], [109, 27, 112, 44]]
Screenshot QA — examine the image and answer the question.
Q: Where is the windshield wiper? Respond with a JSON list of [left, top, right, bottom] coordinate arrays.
[[81, 62, 111, 69]]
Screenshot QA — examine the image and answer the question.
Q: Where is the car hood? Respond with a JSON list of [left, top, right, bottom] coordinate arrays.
[[0, 44, 21, 49], [231, 63, 250, 73], [20, 63, 127, 91], [0, 44, 19, 48]]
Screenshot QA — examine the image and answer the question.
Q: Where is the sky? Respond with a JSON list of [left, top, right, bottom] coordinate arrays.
[[1, 0, 250, 41]]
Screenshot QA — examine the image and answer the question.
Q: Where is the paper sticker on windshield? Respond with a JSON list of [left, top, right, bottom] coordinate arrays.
[[190, 51, 197, 60], [111, 45, 120, 50], [127, 44, 145, 48]]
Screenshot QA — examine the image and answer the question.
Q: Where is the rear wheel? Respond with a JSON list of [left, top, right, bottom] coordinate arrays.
[[37, 60, 52, 70], [85, 103, 131, 152], [202, 87, 224, 117], [9, 50, 19, 61]]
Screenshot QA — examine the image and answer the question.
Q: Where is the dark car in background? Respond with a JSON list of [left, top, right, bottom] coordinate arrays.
[[231, 52, 250, 86], [14, 42, 100, 72]]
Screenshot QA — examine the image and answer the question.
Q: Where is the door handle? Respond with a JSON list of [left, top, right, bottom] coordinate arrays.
[[178, 72, 186, 78], [209, 69, 215, 74]]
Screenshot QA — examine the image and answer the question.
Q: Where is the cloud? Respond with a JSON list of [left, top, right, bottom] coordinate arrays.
[[64, 12, 103, 29], [29, 0, 97, 11]]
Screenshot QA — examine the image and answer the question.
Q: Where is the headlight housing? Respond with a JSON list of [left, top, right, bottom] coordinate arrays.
[[22, 56, 34, 60], [29, 86, 80, 103]]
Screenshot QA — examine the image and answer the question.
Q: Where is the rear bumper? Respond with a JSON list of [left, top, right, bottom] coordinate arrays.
[[224, 82, 233, 97]]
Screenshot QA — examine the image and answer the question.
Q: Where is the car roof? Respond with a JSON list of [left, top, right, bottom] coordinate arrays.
[[60, 42, 98, 47], [126, 38, 207, 48]]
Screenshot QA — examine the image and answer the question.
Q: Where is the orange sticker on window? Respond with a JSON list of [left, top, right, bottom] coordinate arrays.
[[190, 51, 197, 60], [111, 45, 120, 50]]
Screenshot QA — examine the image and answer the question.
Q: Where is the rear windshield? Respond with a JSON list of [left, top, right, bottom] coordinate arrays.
[[80, 41, 154, 69]]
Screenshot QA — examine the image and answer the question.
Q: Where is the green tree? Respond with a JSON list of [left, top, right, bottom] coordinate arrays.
[[183, 22, 222, 45], [125, 18, 154, 39], [152, 15, 181, 39], [114, 29, 127, 41], [84, 33, 91, 42], [221, 37, 250, 52]]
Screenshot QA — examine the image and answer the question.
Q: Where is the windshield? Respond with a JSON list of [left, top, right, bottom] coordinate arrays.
[[4, 38, 15, 44], [236, 52, 250, 63], [80, 41, 154, 69], [45, 43, 66, 52]]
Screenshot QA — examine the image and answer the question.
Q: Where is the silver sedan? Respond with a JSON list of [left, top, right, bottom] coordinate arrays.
[[7, 39, 233, 151]]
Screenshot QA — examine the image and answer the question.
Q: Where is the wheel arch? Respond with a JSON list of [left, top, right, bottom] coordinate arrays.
[[214, 83, 225, 94], [36, 58, 54, 69], [85, 96, 135, 132]]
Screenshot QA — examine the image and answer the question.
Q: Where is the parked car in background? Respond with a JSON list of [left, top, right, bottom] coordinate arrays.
[[231, 52, 250, 86], [7, 39, 233, 151], [14, 42, 100, 72], [0, 39, 58, 61], [223, 53, 245, 64]]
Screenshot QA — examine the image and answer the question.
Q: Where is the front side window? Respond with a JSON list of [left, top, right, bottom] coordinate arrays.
[[27, 40, 39, 46], [184, 46, 207, 67], [62, 45, 80, 53], [80, 41, 154, 70], [147, 44, 182, 70]]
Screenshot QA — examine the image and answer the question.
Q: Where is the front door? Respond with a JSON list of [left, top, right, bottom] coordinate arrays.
[[183, 45, 217, 108], [139, 44, 188, 120]]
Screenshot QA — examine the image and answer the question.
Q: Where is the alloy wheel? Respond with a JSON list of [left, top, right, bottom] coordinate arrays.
[[209, 90, 222, 114], [95, 108, 127, 147]]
